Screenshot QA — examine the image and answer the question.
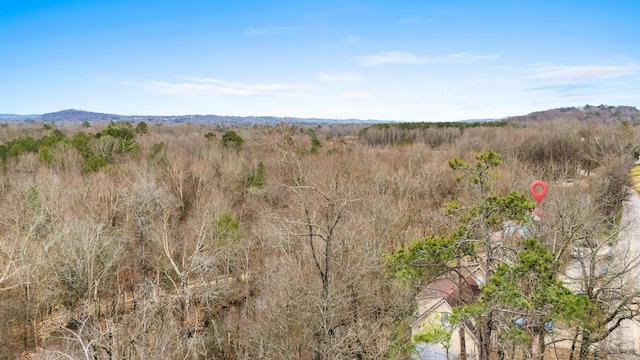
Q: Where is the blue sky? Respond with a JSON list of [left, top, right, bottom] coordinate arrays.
[[1, 0, 638, 121]]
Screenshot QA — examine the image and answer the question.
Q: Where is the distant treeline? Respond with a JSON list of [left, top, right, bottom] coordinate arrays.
[[360, 120, 509, 147], [368, 120, 508, 130]]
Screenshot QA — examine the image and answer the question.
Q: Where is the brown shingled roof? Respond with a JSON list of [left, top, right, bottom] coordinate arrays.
[[416, 274, 479, 307]]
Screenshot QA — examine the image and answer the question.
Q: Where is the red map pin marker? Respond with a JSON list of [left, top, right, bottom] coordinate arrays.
[[529, 180, 547, 204]]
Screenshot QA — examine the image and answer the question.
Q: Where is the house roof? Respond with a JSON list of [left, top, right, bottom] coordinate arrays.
[[416, 274, 479, 307]]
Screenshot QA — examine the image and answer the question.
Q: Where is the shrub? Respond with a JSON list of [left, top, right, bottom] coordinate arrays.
[[245, 162, 266, 187], [83, 155, 106, 173], [98, 122, 135, 140], [222, 130, 244, 148], [135, 121, 149, 134], [38, 146, 53, 165]]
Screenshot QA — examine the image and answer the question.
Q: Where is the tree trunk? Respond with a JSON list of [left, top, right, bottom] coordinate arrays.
[[459, 325, 467, 360], [479, 315, 492, 360], [569, 328, 579, 360], [579, 329, 591, 360], [537, 330, 544, 360], [22, 283, 33, 350]]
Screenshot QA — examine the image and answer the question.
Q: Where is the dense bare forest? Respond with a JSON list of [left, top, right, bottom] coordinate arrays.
[[0, 116, 637, 359]]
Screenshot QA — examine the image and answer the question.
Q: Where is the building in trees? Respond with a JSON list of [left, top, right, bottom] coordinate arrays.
[[411, 274, 480, 359]]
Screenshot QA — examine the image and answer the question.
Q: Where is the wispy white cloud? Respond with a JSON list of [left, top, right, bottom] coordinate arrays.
[[182, 77, 308, 91], [316, 72, 362, 83], [129, 81, 252, 96], [245, 26, 292, 35], [525, 84, 599, 100], [125, 77, 311, 97], [531, 64, 637, 81], [398, 17, 422, 23], [447, 53, 499, 62], [342, 35, 361, 43], [355, 51, 498, 66], [339, 92, 370, 99], [522, 64, 640, 107], [355, 51, 422, 66]]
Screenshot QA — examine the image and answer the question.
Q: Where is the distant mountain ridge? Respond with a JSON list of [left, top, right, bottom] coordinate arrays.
[[1, 105, 639, 124], [507, 105, 640, 123], [1, 109, 385, 125], [0, 114, 38, 119], [39, 109, 122, 121]]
